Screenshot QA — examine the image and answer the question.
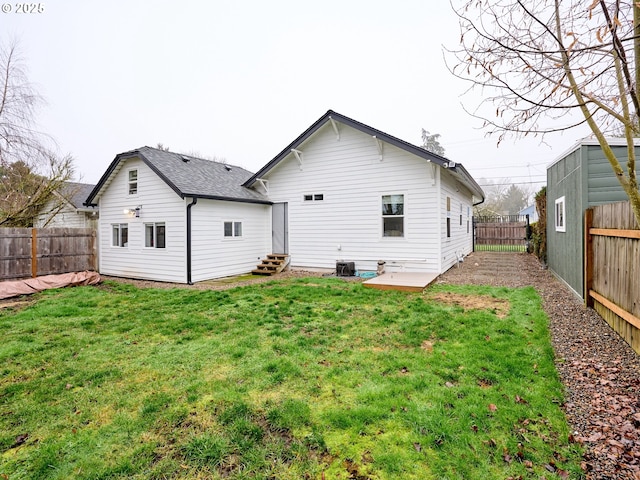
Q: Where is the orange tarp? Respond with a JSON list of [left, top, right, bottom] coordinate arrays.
[[0, 271, 101, 300]]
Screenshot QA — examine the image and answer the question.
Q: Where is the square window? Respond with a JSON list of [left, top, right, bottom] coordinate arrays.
[[112, 224, 128, 247], [145, 223, 166, 248], [224, 221, 242, 238], [555, 197, 566, 232]]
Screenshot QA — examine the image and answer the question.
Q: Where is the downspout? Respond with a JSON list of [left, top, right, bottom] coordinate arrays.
[[186, 197, 198, 285]]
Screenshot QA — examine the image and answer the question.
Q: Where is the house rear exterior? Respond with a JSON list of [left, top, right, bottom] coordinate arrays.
[[546, 138, 637, 298], [244, 111, 484, 274], [86, 111, 484, 283]]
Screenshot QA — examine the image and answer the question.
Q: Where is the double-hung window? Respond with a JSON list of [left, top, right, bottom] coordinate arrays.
[[382, 194, 404, 237], [145, 222, 166, 248], [128, 169, 138, 195], [112, 224, 128, 247]]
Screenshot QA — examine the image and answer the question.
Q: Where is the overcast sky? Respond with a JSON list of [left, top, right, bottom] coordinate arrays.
[[2, 0, 592, 193]]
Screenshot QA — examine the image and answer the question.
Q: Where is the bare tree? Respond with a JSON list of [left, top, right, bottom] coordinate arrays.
[[448, 0, 640, 224], [0, 40, 74, 226]]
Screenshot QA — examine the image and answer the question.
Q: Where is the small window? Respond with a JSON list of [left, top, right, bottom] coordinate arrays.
[[382, 194, 404, 237], [467, 220, 470, 234], [128, 169, 138, 195], [112, 224, 128, 247], [555, 197, 566, 232], [446, 218, 451, 238], [460, 214, 463, 226], [224, 221, 242, 237], [145, 222, 166, 248], [303, 193, 324, 202]]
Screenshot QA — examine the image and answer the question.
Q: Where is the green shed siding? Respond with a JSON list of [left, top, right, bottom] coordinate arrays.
[[547, 141, 638, 299], [547, 147, 584, 297], [586, 145, 633, 205]]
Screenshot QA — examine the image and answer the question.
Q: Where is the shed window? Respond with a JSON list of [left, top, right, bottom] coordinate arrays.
[[145, 222, 166, 248], [555, 197, 566, 232], [382, 194, 404, 237], [224, 221, 242, 237], [128, 169, 138, 195], [112, 223, 128, 247]]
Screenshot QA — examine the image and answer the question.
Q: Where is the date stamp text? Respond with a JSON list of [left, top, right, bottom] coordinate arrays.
[[1, 3, 45, 13]]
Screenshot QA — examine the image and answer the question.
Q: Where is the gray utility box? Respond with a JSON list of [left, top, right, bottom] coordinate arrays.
[[336, 261, 355, 276]]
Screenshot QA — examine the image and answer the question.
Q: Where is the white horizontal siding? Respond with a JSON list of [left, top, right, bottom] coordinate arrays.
[[440, 169, 474, 272], [191, 200, 270, 281], [98, 158, 187, 283], [264, 124, 445, 273]]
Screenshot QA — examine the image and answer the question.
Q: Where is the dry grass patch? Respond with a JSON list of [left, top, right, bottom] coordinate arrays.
[[427, 291, 510, 318]]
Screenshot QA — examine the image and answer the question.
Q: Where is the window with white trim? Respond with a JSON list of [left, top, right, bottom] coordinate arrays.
[[382, 194, 404, 237], [555, 196, 566, 232], [224, 221, 242, 237], [145, 222, 166, 248], [303, 193, 324, 202], [112, 224, 129, 247], [128, 169, 138, 195]]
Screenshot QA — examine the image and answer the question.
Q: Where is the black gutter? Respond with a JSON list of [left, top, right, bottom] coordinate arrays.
[[186, 197, 198, 285]]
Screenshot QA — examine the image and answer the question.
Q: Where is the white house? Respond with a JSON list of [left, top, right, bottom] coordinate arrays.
[[35, 182, 99, 228], [84, 148, 272, 283], [86, 110, 484, 283]]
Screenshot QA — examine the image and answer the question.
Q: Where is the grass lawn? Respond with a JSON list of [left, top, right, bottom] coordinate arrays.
[[0, 278, 582, 479]]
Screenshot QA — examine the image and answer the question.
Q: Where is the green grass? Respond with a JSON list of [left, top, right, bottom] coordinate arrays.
[[0, 278, 583, 479]]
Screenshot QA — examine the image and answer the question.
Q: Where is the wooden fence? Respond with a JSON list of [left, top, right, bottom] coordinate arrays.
[[584, 201, 640, 354], [0, 228, 97, 281], [473, 215, 531, 252]]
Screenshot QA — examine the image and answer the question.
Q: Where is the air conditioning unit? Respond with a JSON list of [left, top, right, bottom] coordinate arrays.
[[336, 261, 355, 276]]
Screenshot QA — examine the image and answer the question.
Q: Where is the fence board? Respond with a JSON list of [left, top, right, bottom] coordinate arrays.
[[0, 228, 96, 281], [585, 201, 640, 354]]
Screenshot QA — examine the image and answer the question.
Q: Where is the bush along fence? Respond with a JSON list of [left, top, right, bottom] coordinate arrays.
[[0, 228, 97, 281], [584, 201, 640, 354]]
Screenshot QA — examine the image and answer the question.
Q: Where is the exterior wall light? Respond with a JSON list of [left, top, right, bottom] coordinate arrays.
[[123, 206, 142, 217]]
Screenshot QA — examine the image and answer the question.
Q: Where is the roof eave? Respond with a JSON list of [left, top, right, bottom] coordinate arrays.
[[244, 110, 453, 188]]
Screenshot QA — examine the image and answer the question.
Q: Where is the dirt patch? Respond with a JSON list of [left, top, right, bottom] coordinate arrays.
[[428, 291, 510, 318]]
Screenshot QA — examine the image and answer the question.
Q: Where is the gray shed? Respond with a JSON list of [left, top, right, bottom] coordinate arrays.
[[546, 138, 637, 298]]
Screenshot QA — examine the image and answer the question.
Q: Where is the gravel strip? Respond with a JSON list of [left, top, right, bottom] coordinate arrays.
[[439, 252, 640, 480]]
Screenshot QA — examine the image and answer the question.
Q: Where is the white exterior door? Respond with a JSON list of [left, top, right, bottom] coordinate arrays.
[[272, 202, 288, 254]]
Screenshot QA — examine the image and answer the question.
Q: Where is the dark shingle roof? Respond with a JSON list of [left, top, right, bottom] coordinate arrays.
[[86, 147, 270, 206], [60, 182, 97, 209]]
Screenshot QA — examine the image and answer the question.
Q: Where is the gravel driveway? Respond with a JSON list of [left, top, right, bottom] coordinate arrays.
[[439, 252, 640, 480]]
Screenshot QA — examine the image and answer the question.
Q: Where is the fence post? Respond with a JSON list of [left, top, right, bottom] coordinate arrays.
[[584, 208, 594, 308], [31, 228, 38, 278]]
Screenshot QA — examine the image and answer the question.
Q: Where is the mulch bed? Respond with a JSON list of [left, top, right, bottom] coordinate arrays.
[[439, 252, 640, 480]]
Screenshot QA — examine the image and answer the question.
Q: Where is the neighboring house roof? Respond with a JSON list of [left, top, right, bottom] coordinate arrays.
[[243, 110, 485, 204], [59, 182, 97, 211], [85, 147, 271, 206]]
